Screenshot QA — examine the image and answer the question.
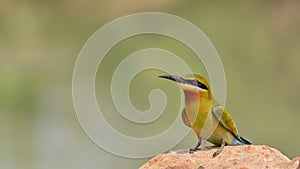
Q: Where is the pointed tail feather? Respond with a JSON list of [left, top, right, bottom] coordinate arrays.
[[238, 136, 251, 145]]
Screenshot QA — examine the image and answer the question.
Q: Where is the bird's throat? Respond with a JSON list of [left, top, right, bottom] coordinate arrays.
[[183, 90, 211, 129], [183, 90, 200, 102], [183, 90, 201, 125]]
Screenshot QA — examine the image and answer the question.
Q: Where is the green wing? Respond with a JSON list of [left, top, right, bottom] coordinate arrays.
[[212, 105, 239, 137], [181, 108, 192, 127]]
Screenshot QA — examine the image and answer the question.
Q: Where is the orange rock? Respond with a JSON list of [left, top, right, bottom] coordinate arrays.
[[139, 145, 299, 169]]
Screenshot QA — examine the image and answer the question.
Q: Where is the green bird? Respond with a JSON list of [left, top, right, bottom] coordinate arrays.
[[159, 74, 251, 157]]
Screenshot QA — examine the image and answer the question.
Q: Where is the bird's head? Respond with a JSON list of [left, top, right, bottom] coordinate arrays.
[[159, 74, 212, 100]]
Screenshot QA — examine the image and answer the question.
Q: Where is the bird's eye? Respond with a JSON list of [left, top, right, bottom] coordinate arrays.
[[193, 80, 198, 85]]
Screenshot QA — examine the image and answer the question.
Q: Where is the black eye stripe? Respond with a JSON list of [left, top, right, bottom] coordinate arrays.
[[186, 79, 208, 90], [197, 81, 208, 90]]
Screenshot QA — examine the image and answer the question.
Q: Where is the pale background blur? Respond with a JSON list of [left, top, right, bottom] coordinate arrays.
[[1, 0, 300, 169]]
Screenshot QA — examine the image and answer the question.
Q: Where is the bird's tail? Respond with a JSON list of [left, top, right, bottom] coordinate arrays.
[[231, 135, 251, 145], [237, 136, 251, 145]]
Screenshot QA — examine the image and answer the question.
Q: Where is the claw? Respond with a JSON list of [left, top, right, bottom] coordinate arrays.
[[189, 147, 201, 153], [212, 140, 226, 158], [189, 137, 203, 154]]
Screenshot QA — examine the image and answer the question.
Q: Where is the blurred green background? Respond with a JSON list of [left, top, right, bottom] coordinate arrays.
[[1, 0, 300, 168]]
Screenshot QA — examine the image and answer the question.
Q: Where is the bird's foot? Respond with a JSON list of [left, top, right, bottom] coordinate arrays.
[[212, 140, 226, 158], [212, 149, 222, 158], [189, 147, 201, 154], [189, 137, 203, 154]]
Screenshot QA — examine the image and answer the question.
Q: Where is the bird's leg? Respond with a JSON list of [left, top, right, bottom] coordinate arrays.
[[189, 137, 203, 153], [212, 140, 226, 158]]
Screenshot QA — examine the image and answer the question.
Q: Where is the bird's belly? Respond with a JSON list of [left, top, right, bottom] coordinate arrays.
[[208, 124, 234, 145], [192, 112, 234, 146]]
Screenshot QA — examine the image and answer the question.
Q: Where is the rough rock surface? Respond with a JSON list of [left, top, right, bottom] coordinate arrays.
[[139, 145, 300, 169]]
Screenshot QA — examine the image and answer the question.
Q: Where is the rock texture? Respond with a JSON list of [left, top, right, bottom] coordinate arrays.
[[139, 145, 300, 169]]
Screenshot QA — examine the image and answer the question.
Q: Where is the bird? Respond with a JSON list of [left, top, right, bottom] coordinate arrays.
[[159, 74, 251, 157]]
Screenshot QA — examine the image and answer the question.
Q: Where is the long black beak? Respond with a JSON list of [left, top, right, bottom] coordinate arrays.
[[158, 75, 186, 84]]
